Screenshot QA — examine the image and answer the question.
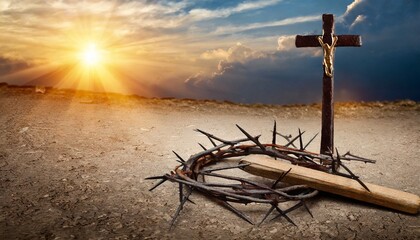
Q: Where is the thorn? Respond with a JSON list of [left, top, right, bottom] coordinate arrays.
[[342, 151, 376, 163], [221, 201, 254, 225], [271, 201, 302, 222], [184, 186, 195, 204], [327, 147, 334, 155], [186, 197, 196, 205], [327, 149, 337, 172], [176, 160, 186, 166], [272, 120, 277, 145], [198, 143, 217, 158], [172, 151, 185, 163], [271, 168, 291, 189], [196, 129, 218, 147], [195, 129, 229, 144], [298, 128, 303, 150], [331, 159, 337, 173], [169, 187, 192, 230], [302, 200, 313, 218], [329, 150, 337, 173], [284, 201, 303, 214], [335, 147, 341, 168], [276, 132, 296, 148], [285, 131, 305, 148], [303, 133, 319, 150], [198, 143, 207, 151], [145, 175, 165, 180], [258, 205, 275, 227], [236, 124, 265, 151], [208, 136, 217, 147], [272, 205, 296, 226], [169, 205, 182, 230], [149, 179, 167, 191], [339, 160, 371, 192]]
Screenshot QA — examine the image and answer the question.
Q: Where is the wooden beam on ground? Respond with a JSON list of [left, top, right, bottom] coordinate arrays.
[[240, 155, 420, 214]]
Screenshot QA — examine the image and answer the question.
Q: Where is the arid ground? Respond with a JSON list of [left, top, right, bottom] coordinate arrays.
[[1, 84, 419, 239]]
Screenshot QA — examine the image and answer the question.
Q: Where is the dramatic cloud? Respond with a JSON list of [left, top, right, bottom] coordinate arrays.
[[184, 42, 323, 104], [277, 36, 295, 51], [187, 0, 281, 22], [186, 43, 267, 87], [200, 49, 229, 60], [214, 15, 320, 34], [350, 15, 366, 29], [343, 0, 365, 19], [0, 55, 33, 75], [338, 0, 420, 32]]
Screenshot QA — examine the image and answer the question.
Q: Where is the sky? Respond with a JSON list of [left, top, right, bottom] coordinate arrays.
[[1, 0, 419, 104]]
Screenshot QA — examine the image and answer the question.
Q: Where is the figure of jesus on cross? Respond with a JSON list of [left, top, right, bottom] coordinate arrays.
[[295, 14, 361, 154]]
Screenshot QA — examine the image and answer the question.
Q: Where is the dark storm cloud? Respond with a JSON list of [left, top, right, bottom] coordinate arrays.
[[0, 56, 33, 76], [185, 43, 322, 104], [336, 0, 420, 101]]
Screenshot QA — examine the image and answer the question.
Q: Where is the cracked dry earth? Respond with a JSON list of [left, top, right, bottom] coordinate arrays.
[[0, 86, 419, 239]]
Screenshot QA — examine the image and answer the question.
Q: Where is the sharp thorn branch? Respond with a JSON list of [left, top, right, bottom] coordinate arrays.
[[275, 132, 296, 148], [272, 120, 277, 145], [195, 129, 231, 145], [302, 200, 313, 218], [271, 168, 292, 189], [176, 160, 186, 166], [339, 160, 371, 192], [172, 151, 185, 163], [273, 205, 296, 226], [198, 143, 207, 151], [285, 131, 305, 148], [170, 187, 192, 230], [298, 128, 304, 150], [145, 175, 166, 180], [149, 179, 167, 191], [236, 124, 266, 151], [221, 200, 254, 225], [258, 205, 275, 227], [208, 136, 217, 147], [303, 133, 319, 150], [284, 201, 303, 214]]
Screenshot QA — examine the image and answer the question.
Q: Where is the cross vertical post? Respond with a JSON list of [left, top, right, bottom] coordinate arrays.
[[295, 14, 362, 155], [320, 14, 334, 155]]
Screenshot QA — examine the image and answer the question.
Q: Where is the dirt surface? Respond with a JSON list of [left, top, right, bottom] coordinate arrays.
[[1, 84, 419, 239]]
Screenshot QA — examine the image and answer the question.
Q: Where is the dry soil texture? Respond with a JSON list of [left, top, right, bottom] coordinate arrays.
[[0, 85, 419, 239]]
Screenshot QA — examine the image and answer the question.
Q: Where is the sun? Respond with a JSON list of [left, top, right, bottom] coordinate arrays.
[[80, 43, 102, 67]]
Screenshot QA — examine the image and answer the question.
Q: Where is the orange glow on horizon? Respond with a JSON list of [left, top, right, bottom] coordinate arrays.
[[44, 33, 135, 94]]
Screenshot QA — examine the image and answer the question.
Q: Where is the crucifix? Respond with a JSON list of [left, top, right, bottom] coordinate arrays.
[[295, 14, 361, 154]]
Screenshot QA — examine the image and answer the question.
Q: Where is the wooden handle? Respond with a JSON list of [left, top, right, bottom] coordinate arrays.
[[240, 155, 420, 214]]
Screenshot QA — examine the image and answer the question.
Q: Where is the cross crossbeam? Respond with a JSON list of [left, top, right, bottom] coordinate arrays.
[[296, 35, 361, 47]]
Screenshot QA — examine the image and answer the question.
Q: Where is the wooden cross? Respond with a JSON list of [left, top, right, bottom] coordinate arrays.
[[295, 14, 361, 154]]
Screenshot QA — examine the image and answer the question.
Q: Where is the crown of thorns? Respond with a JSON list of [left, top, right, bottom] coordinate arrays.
[[146, 121, 374, 229]]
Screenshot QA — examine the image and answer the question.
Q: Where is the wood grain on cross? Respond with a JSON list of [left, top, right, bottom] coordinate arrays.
[[295, 14, 361, 154]]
